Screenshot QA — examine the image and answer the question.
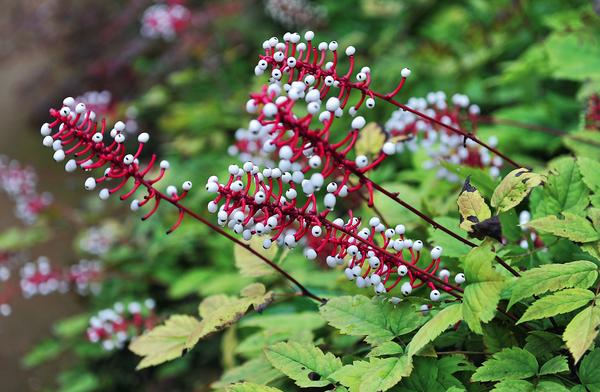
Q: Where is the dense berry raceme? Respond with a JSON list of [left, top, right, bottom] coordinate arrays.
[[206, 163, 465, 300], [0, 155, 53, 225], [86, 299, 157, 351], [264, 0, 326, 28], [385, 92, 503, 181], [141, 1, 191, 41]]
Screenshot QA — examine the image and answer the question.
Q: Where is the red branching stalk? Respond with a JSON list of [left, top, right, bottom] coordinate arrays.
[[41, 98, 325, 303]]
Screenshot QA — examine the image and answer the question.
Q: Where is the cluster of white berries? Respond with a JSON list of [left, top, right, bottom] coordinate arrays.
[[86, 299, 156, 351], [264, 0, 326, 28], [0, 155, 53, 225], [384, 92, 502, 181], [141, 3, 190, 41], [78, 225, 117, 256]]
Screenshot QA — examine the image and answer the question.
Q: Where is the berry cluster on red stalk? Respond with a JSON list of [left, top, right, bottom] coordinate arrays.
[[206, 162, 466, 301], [141, 1, 191, 41], [586, 94, 600, 131], [86, 299, 157, 351], [384, 92, 503, 182]]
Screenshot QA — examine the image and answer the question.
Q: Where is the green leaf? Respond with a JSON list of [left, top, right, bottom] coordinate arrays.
[[538, 355, 569, 376], [264, 341, 342, 388], [240, 312, 326, 333], [532, 157, 589, 217], [330, 360, 371, 391], [226, 383, 283, 392], [491, 168, 545, 213], [535, 381, 569, 391], [319, 296, 424, 345], [579, 348, 600, 392], [524, 332, 564, 362], [22, 339, 63, 368], [563, 305, 600, 363], [578, 157, 600, 193], [407, 303, 462, 357], [457, 176, 492, 232], [368, 341, 403, 358], [517, 288, 594, 324], [129, 315, 201, 370], [428, 216, 476, 258], [545, 31, 600, 82], [358, 356, 413, 392], [528, 212, 599, 243], [471, 348, 538, 382], [482, 323, 518, 353], [508, 260, 598, 309], [212, 355, 282, 389], [462, 244, 506, 334]]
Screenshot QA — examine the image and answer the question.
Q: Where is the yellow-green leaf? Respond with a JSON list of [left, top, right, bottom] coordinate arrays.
[[358, 356, 413, 392], [407, 303, 463, 357], [264, 341, 342, 388], [517, 288, 594, 324], [129, 315, 201, 370], [563, 305, 600, 363], [508, 260, 598, 309], [471, 348, 538, 382], [234, 237, 282, 277], [528, 212, 599, 243], [462, 244, 506, 334], [457, 177, 492, 233], [491, 168, 545, 213], [355, 122, 386, 157]]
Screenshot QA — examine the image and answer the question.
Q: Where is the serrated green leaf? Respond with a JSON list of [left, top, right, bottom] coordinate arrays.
[[545, 31, 600, 82], [538, 355, 569, 376], [528, 212, 599, 243], [264, 341, 342, 388], [471, 348, 538, 382], [129, 315, 202, 370], [535, 381, 569, 391], [524, 332, 564, 362], [240, 312, 325, 332], [508, 260, 598, 309], [407, 303, 462, 357], [462, 244, 506, 334], [457, 176, 491, 232], [226, 383, 283, 392], [330, 360, 371, 391], [212, 355, 282, 389], [319, 296, 424, 345], [578, 157, 600, 192], [518, 288, 594, 324], [579, 348, 600, 392], [359, 356, 413, 392], [491, 168, 545, 213], [565, 132, 600, 159], [483, 323, 518, 353], [563, 305, 600, 363], [532, 157, 589, 217]]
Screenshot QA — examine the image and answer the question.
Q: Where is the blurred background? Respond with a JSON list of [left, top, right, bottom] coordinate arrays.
[[0, 0, 598, 390]]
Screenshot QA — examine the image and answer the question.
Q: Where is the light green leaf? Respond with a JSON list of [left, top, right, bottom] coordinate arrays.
[[407, 303, 462, 358], [563, 305, 600, 363], [535, 381, 569, 391], [457, 176, 491, 232], [359, 356, 413, 392], [319, 296, 424, 345], [508, 260, 598, 309], [471, 348, 538, 382], [129, 315, 201, 370], [545, 31, 600, 82], [528, 212, 599, 243], [517, 288, 594, 324], [330, 360, 371, 391], [368, 341, 403, 358], [428, 216, 476, 258], [532, 157, 589, 217], [264, 341, 342, 388], [491, 168, 545, 213], [579, 348, 600, 392], [226, 383, 283, 392], [578, 157, 600, 192], [462, 244, 506, 334], [240, 312, 326, 332], [538, 355, 569, 376], [212, 355, 282, 389]]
